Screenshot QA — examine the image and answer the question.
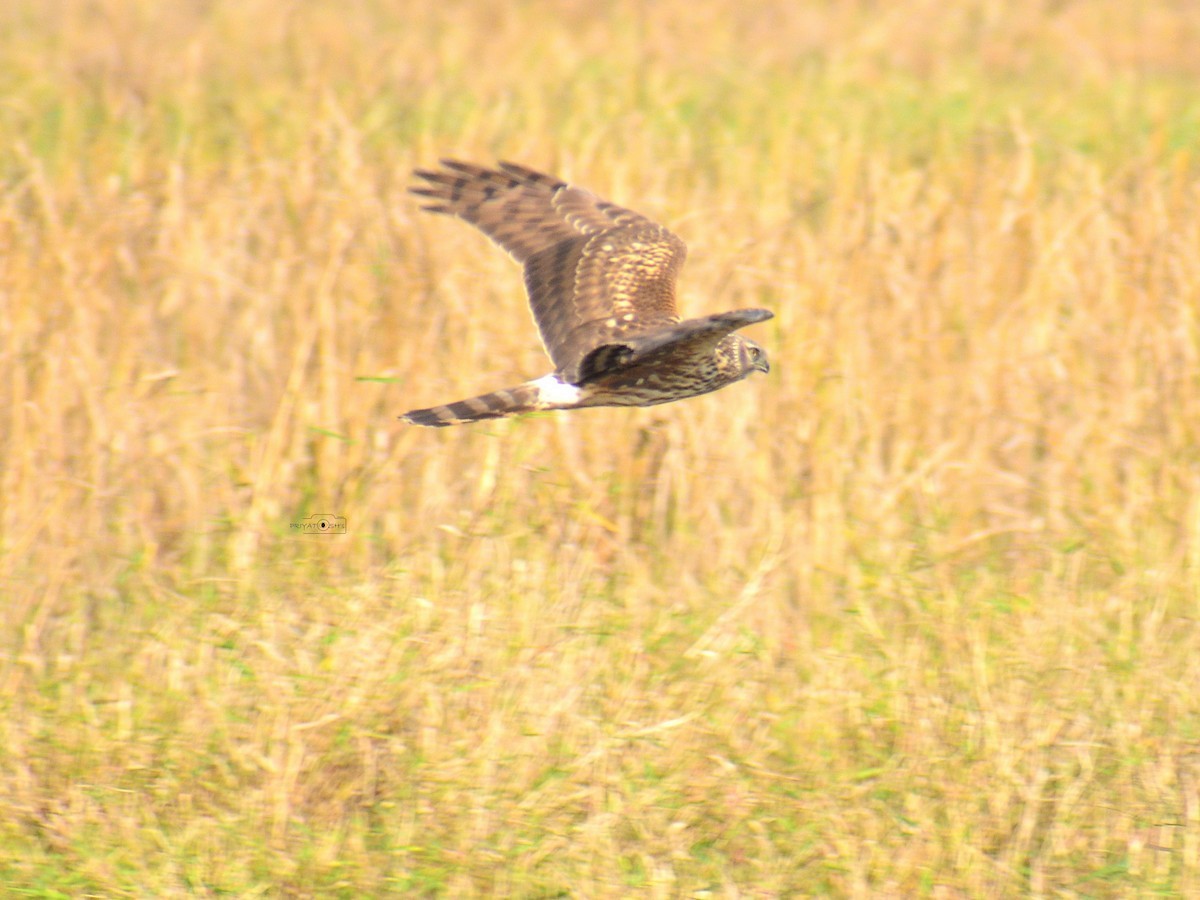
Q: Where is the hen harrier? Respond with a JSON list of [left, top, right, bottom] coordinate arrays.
[[401, 160, 772, 427]]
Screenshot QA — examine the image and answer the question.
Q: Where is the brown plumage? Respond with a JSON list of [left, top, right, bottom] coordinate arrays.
[[401, 160, 772, 427]]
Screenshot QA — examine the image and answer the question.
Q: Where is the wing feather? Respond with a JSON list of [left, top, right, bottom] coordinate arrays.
[[410, 161, 687, 379], [575, 309, 773, 383]]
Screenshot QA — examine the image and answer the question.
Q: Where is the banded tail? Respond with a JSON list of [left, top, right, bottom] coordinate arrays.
[[401, 374, 583, 428]]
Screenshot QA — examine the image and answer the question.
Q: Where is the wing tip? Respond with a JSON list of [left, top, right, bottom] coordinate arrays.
[[409, 159, 568, 199], [410, 160, 483, 187], [732, 308, 774, 324], [405, 196, 449, 215], [498, 160, 565, 189]]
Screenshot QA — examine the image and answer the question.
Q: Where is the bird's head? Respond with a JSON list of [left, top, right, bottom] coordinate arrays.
[[739, 337, 770, 375], [716, 334, 770, 380]]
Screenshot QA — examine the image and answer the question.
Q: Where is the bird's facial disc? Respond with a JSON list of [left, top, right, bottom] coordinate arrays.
[[740, 338, 770, 375]]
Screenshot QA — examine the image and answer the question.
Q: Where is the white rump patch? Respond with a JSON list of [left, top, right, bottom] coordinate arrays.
[[530, 373, 582, 407]]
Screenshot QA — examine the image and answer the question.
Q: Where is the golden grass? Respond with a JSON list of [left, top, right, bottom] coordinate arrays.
[[3, 0, 1200, 894]]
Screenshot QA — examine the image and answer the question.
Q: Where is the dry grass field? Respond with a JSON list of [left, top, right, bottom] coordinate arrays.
[[3, 0, 1200, 895]]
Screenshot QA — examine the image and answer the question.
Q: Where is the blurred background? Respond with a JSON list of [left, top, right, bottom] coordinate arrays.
[[2, 0, 1199, 894]]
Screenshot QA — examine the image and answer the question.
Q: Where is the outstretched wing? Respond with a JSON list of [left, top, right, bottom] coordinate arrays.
[[410, 160, 687, 382], [576, 308, 773, 383]]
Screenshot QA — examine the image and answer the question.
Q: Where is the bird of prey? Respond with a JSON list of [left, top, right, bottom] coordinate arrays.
[[400, 160, 772, 427]]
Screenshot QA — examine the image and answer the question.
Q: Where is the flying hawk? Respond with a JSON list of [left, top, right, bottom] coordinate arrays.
[[401, 160, 772, 427]]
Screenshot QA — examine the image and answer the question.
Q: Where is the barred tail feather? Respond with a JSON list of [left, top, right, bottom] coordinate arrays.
[[400, 375, 582, 428], [401, 385, 540, 427]]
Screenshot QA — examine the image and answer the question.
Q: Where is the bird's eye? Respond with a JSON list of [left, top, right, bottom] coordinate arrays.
[[748, 347, 761, 360]]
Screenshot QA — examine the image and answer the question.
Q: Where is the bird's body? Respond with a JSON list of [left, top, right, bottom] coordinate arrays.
[[401, 161, 772, 427]]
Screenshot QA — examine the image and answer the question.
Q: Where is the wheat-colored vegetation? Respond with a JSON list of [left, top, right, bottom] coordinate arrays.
[[3, 0, 1200, 895]]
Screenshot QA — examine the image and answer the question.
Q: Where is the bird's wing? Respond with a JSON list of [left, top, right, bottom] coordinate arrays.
[[573, 308, 773, 383], [411, 160, 687, 379]]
